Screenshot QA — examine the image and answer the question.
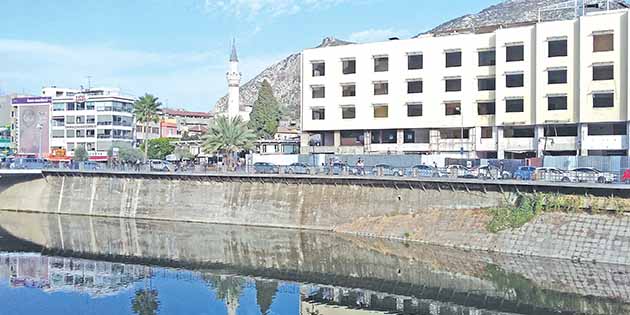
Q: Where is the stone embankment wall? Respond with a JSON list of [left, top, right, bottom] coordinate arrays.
[[1, 172, 630, 265]]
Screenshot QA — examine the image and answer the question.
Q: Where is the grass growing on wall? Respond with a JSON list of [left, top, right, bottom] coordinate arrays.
[[486, 193, 586, 233]]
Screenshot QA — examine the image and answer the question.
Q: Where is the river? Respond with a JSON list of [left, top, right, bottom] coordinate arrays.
[[0, 210, 628, 315]]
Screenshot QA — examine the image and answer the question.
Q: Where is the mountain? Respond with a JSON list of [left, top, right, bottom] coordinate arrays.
[[212, 37, 353, 122], [424, 0, 629, 35]]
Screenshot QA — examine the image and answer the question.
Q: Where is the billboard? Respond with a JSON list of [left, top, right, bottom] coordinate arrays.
[[12, 97, 51, 156]]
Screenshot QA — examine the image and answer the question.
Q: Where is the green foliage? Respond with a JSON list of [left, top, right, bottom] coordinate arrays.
[[72, 146, 89, 162], [131, 289, 159, 315], [140, 138, 174, 160], [248, 80, 282, 139], [133, 94, 162, 160], [108, 146, 144, 162], [174, 147, 195, 160], [202, 116, 255, 156]]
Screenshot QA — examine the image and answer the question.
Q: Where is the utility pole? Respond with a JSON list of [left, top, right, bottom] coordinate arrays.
[[86, 76, 92, 90]]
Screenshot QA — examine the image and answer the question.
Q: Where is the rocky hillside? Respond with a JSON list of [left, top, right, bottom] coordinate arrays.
[[424, 0, 629, 35], [212, 37, 353, 122]]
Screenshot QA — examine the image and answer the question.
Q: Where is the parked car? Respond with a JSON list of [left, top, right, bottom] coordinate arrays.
[[371, 164, 403, 176], [405, 164, 447, 177], [285, 162, 311, 175], [149, 160, 174, 172], [513, 166, 536, 180], [253, 162, 279, 174], [10, 158, 46, 169], [570, 167, 615, 183], [323, 162, 352, 175], [534, 167, 575, 182], [446, 165, 474, 178], [477, 165, 511, 180]]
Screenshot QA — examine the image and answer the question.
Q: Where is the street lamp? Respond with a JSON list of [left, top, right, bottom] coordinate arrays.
[[36, 123, 43, 159]]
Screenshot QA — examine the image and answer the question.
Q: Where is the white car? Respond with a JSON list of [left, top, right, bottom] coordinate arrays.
[[534, 167, 575, 182], [149, 160, 174, 172], [570, 167, 615, 183]]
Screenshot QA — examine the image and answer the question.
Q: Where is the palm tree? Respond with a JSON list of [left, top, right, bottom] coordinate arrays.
[[202, 115, 256, 171], [134, 94, 162, 161], [131, 288, 159, 315]]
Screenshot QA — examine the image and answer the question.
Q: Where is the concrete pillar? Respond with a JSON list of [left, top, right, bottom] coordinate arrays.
[[535, 125, 545, 157], [497, 126, 505, 159], [333, 130, 341, 153], [397, 129, 404, 153], [578, 123, 588, 156]]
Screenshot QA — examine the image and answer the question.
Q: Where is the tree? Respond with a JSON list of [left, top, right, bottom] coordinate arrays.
[[140, 138, 174, 160], [108, 146, 144, 163], [202, 116, 255, 170], [134, 94, 162, 161], [73, 146, 89, 162], [248, 80, 282, 139], [131, 289, 159, 315], [174, 147, 195, 160]]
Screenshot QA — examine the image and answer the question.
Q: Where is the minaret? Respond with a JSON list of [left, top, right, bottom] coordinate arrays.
[[226, 39, 241, 118]]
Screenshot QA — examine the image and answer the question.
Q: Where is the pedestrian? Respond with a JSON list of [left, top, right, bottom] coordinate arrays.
[[357, 158, 365, 176]]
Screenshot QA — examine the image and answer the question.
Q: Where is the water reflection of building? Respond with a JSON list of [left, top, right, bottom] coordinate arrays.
[[0, 253, 150, 297]]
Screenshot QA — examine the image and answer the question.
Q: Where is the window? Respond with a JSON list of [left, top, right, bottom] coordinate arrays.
[[66, 116, 76, 124], [478, 50, 496, 66], [548, 95, 568, 110], [440, 128, 469, 139], [445, 51, 462, 67], [340, 130, 364, 146], [407, 103, 422, 117], [312, 86, 325, 98], [374, 82, 388, 95], [66, 130, 75, 138], [588, 123, 626, 136], [52, 103, 65, 111], [548, 39, 567, 57], [312, 108, 325, 120], [86, 129, 95, 137], [66, 102, 75, 111], [374, 56, 389, 72], [506, 45, 524, 62], [548, 69, 567, 84], [506, 73, 524, 88], [544, 125, 577, 137], [342, 106, 355, 119], [593, 33, 613, 52], [593, 92, 614, 108], [86, 115, 95, 124], [404, 129, 429, 143], [309, 132, 334, 146], [371, 130, 397, 144], [593, 64, 613, 80], [445, 78, 461, 92], [312, 62, 325, 76], [407, 80, 423, 94], [445, 102, 461, 116], [373, 105, 388, 118], [52, 130, 64, 138], [481, 127, 493, 138], [342, 59, 356, 74], [506, 98, 524, 112], [478, 78, 496, 91], [408, 54, 423, 70], [477, 101, 495, 115], [342, 84, 356, 97], [504, 127, 534, 138], [86, 102, 95, 110]]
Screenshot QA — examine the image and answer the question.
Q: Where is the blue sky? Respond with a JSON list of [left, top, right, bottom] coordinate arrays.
[[0, 0, 498, 111]]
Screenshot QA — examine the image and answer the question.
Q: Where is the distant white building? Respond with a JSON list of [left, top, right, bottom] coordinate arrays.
[[301, 5, 630, 159], [43, 86, 135, 161]]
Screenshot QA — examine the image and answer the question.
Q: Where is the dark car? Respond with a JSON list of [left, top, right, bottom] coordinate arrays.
[[285, 162, 311, 175], [513, 166, 536, 180], [254, 162, 279, 174]]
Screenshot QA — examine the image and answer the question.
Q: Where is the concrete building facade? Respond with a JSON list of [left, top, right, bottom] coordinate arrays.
[[301, 8, 630, 159], [44, 87, 135, 160]]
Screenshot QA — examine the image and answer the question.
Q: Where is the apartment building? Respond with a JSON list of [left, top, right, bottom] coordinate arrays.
[[301, 8, 630, 158], [44, 87, 135, 160]]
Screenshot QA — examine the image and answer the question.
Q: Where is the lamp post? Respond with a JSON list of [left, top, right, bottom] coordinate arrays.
[[457, 105, 464, 158], [36, 123, 43, 159]]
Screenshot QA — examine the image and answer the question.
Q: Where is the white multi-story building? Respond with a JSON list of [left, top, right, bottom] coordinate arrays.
[[44, 87, 135, 160], [301, 6, 630, 159]]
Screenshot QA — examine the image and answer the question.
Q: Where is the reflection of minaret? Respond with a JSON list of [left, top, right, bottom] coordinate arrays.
[[226, 38, 241, 119]]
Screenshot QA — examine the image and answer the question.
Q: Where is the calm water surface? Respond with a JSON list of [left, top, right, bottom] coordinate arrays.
[[0, 210, 628, 315]]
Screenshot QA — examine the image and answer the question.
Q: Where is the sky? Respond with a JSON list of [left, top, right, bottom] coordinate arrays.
[[0, 0, 499, 112]]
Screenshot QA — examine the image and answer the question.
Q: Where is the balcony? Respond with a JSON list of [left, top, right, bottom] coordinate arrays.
[[503, 137, 536, 151]]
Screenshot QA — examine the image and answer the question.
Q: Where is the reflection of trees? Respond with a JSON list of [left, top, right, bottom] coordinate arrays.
[[131, 289, 159, 315], [255, 280, 278, 315], [207, 275, 246, 315]]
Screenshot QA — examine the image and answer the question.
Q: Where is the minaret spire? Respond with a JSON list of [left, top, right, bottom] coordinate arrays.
[[230, 38, 238, 62]]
